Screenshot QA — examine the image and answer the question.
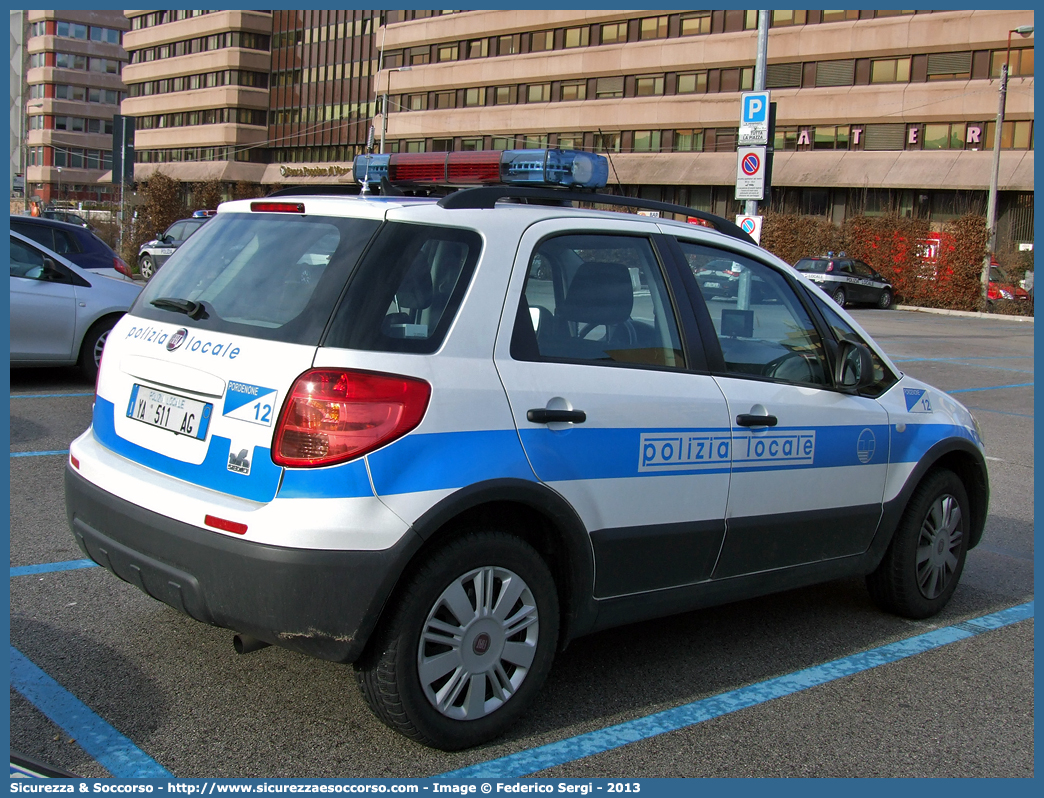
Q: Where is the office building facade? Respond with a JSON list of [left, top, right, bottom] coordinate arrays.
[[23, 9, 129, 204]]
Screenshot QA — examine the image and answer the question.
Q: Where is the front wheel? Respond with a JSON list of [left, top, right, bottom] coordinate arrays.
[[866, 469, 969, 619], [355, 531, 559, 750], [877, 289, 894, 309], [831, 286, 847, 306]]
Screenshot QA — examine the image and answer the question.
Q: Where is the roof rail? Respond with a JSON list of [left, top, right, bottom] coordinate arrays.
[[265, 185, 361, 198], [437, 187, 757, 246]]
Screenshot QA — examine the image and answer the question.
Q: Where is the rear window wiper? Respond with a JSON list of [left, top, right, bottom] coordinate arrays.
[[150, 297, 208, 320]]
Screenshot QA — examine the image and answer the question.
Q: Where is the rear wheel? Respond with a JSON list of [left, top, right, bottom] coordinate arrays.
[[355, 531, 559, 750], [139, 255, 155, 281], [831, 286, 847, 306], [877, 289, 894, 309], [866, 469, 969, 619]]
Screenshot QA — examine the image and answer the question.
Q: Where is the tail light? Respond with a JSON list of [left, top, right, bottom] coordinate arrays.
[[272, 369, 431, 467], [114, 256, 132, 277]]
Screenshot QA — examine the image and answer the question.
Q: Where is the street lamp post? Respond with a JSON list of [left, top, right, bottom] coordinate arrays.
[[379, 66, 411, 154], [982, 24, 1033, 303], [56, 166, 62, 205]]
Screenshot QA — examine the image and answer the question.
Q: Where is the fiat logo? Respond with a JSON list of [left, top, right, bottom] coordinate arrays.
[[472, 633, 491, 655], [166, 328, 188, 352]]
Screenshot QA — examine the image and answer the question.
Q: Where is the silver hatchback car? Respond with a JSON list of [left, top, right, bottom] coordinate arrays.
[[10, 230, 142, 379]]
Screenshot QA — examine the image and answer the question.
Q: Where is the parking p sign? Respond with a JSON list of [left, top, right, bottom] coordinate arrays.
[[739, 91, 770, 146]]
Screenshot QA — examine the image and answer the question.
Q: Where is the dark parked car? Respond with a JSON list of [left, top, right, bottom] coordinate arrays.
[[794, 256, 894, 308], [40, 209, 93, 229], [137, 212, 213, 280], [10, 215, 131, 279]]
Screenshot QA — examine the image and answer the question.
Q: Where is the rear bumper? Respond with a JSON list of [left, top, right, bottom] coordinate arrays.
[[65, 466, 422, 662]]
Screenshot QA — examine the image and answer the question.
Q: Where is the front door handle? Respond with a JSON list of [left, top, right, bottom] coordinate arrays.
[[527, 408, 587, 424], [736, 413, 778, 427]]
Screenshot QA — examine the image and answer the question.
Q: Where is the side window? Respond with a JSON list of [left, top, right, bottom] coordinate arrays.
[[165, 223, 186, 241], [11, 238, 46, 278], [851, 261, 875, 278], [51, 230, 77, 254], [809, 291, 898, 397], [512, 234, 685, 369], [678, 241, 829, 386], [11, 222, 54, 251], [325, 222, 482, 354]]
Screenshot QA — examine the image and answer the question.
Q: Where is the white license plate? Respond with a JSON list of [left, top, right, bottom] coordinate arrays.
[[126, 385, 212, 439], [704, 281, 721, 288]]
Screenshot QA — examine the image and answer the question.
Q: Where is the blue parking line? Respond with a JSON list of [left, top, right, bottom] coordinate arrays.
[[10, 450, 69, 458], [441, 602, 1034, 778], [948, 383, 1034, 394], [10, 393, 94, 399], [10, 647, 173, 778], [11, 560, 98, 577]]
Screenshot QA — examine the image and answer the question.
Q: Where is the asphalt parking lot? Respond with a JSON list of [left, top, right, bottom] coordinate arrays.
[[8, 308, 1034, 778]]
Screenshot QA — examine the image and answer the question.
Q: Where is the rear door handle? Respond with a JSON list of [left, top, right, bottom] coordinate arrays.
[[736, 413, 777, 427], [527, 409, 587, 424]]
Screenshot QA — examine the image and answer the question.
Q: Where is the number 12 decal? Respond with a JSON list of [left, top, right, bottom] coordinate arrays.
[[222, 383, 278, 426], [253, 401, 272, 424]]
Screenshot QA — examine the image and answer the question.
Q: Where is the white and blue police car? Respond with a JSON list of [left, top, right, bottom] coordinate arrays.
[[65, 149, 989, 750]]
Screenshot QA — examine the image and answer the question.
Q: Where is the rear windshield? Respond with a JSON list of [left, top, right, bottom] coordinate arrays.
[[132, 213, 380, 345], [794, 258, 830, 273]]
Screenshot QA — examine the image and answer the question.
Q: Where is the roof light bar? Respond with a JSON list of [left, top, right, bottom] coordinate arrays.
[[353, 149, 609, 190]]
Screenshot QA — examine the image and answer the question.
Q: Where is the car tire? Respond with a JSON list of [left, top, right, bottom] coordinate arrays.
[[877, 290, 894, 309], [831, 287, 847, 306], [866, 469, 969, 620], [354, 531, 559, 750], [139, 255, 155, 281], [79, 317, 116, 382]]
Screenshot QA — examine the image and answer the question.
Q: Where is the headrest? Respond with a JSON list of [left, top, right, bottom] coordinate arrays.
[[396, 252, 433, 309], [557, 261, 634, 324]]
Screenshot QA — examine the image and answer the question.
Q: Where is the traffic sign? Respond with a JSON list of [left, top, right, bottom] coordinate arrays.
[[735, 214, 764, 245], [739, 91, 770, 146], [735, 146, 766, 200]]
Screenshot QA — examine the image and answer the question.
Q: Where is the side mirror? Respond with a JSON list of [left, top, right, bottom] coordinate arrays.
[[834, 339, 875, 392], [41, 256, 65, 281]]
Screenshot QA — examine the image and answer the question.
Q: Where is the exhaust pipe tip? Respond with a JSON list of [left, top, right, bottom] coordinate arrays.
[[233, 633, 271, 655]]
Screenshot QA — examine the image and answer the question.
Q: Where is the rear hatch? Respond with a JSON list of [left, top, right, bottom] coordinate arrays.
[[93, 204, 383, 502]]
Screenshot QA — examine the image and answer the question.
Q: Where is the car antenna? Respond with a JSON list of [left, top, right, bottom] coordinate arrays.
[[597, 129, 624, 195]]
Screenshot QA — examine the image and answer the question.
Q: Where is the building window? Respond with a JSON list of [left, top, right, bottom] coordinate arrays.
[[431, 138, 453, 152], [55, 52, 88, 70], [498, 34, 520, 55], [564, 26, 589, 48], [993, 48, 1034, 78], [636, 75, 664, 96], [600, 22, 627, 45], [813, 125, 850, 150], [464, 87, 485, 107], [680, 12, 712, 36], [530, 31, 553, 52], [771, 10, 807, 27], [491, 137, 513, 151], [870, 57, 911, 83], [593, 132, 621, 152], [674, 129, 704, 152], [560, 80, 587, 101], [595, 76, 624, 99], [926, 52, 971, 81], [923, 123, 966, 150], [558, 133, 584, 149], [435, 91, 455, 109], [677, 72, 708, 94], [985, 120, 1034, 150], [405, 140, 425, 153], [460, 138, 483, 151], [409, 46, 430, 66], [56, 21, 88, 39], [527, 83, 551, 103], [406, 93, 427, 111], [522, 134, 549, 149], [467, 39, 488, 59], [632, 130, 662, 152], [640, 16, 668, 40], [437, 43, 458, 62], [494, 86, 517, 105], [821, 10, 860, 22]]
